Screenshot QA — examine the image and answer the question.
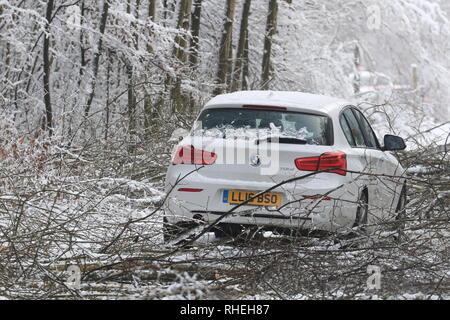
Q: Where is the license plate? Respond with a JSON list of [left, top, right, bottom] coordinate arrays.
[[223, 190, 283, 207]]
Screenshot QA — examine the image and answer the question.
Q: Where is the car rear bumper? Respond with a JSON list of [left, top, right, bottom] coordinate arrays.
[[164, 170, 359, 232], [165, 199, 357, 232]]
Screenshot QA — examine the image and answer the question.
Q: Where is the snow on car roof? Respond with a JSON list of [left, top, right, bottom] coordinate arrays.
[[205, 91, 348, 113]]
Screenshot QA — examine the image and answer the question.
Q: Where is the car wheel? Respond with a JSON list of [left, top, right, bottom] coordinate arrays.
[[353, 190, 368, 231], [393, 185, 407, 231]]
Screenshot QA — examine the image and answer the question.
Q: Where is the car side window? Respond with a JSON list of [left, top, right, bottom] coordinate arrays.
[[342, 109, 366, 147], [352, 109, 379, 149], [340, 115, 356, 147]]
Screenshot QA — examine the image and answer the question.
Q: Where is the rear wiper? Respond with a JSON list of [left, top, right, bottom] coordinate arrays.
[[255, 136, 308, 145]]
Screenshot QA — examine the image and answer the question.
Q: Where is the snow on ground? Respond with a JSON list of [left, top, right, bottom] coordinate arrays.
[[0, 119, 449, 300]]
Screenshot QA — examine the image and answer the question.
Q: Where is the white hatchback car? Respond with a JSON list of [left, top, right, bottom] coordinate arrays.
[[164, 91, 407, 240]]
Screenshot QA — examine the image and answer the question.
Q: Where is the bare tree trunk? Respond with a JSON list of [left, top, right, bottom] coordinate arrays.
[[189, 0, 202, 68], [146, 0, 157, 53], [144, 0, 157, 134], [353, 44, 361, 94], [127, 0, 137, 141], [214, 0, 236, 96], [169, 0, 192, 112], [84, 0, 110, 119], [134, 0, 141, 46], [173, 0, 192, 64], [149, 0, 157, 19], [261, 0, 278, 90], [185, 0, 203, 112], [67, 0, 87, 141], [105, 49, 111, 141], [242, 24, 250, 90], [231, 0, 251, 92], [43, 0, 54, 135], [79, 0, 87, 87], [127, 64, 136, 138]]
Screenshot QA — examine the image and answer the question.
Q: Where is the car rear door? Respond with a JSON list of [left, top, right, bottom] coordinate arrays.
[[340, 108, 374, 196], [351, 108, 397, 217]]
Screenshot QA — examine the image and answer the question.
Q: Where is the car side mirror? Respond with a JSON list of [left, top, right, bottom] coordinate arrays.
[[382, 134, 406, 151]]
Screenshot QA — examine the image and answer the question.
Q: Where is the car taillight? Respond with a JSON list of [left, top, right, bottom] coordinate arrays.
[[295, 152, 347, 176], [172, 145, 217, 165], [178, 188, 203, 192]]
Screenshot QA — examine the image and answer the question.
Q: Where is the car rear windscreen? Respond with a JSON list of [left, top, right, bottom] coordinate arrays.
[[195, 108, 333, 146]]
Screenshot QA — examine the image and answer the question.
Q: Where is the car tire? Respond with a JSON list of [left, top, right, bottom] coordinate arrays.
[[393, 185, 407, 231], [353, 190, 369, 231]]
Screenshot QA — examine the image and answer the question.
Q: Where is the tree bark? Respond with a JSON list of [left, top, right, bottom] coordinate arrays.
[[149, 0, 157, 20], [242, 27, 250, 90], [78, 0, 86, 88], [127, 64, 136, 137], [84, 0, 110, 119], [43, 0, 54, 135], [261, 0, 278, 90], [231, 0, 251, 92], [189, 0, 202, 68], [144, 0, 157, 134], [127, 0, 137, 141], [169, 0, 192, 111], [353, 45, 361, 94], [173, 0, 192, 64], [214, 0, 236, 96], [105, 49, 111, 141], [145, 0, 157, 53]]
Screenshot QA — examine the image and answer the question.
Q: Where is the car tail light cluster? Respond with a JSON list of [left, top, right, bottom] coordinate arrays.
[[295, 152, 347, 176], [172, 145, 217, 165], [178, 188, 203, 192]]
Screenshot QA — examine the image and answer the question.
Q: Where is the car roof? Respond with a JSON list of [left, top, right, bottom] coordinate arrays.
[[204, 90, 351, 114], [204, 91, 349, 114]]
